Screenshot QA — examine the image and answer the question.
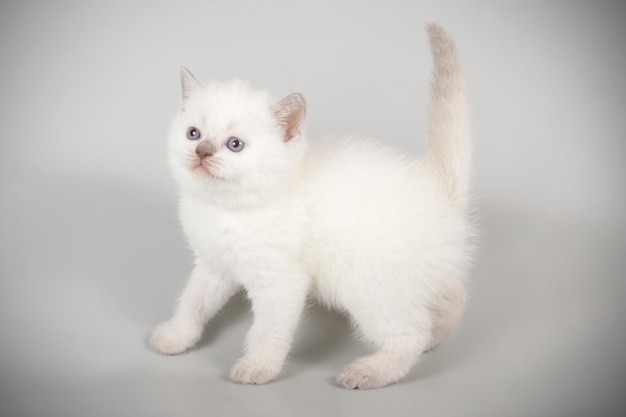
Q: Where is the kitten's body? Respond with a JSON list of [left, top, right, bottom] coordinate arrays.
[[151, 24, 473, 389]]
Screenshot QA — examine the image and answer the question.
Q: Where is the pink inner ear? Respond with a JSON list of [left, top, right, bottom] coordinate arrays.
[[273, 93, 306, 142], [281, 113, 300, 142]]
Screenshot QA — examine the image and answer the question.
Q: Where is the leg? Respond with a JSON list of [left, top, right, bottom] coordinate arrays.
[[230, 273, 309, 385], [338, 297, 433, 389], [151, 260, 238, 355], [426, 279, 467, 352]]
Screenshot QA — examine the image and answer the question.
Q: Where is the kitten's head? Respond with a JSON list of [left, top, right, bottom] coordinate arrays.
[[168, 67, 307, 206]]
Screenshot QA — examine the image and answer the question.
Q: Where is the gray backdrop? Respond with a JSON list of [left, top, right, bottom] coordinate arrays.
[[1, 1, 625, 416]]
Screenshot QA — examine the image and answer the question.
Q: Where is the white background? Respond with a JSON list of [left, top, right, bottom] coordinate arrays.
[[1, 1, 625, 416]]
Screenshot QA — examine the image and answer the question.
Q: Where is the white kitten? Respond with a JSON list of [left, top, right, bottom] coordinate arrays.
[[151, 23, 473, 389]]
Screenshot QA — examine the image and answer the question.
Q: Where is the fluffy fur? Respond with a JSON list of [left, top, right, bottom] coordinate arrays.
[[151, 23, 473, 389]]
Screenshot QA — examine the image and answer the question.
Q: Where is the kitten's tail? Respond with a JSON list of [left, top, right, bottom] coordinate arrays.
[[426, 23, 471, 208]]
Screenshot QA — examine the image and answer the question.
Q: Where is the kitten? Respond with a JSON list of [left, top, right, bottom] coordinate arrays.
[[151, 23, 473, 389]]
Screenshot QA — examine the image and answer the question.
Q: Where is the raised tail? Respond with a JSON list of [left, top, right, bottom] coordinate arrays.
[[426, 23, 471, 208]]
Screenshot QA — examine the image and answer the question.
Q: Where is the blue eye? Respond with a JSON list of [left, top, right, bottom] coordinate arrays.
[[187, 127, 201, 140], [226, 137, 245, 152]]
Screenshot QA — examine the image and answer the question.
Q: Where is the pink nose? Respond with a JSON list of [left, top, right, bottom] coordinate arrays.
[[195, 141, 216, 159]]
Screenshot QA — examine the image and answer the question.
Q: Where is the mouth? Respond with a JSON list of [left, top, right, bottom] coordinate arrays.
[[192, 159, 225, 180], [193, 161, 212, 176]]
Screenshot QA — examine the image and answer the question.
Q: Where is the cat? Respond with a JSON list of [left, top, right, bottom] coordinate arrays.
[[151, 23, 473, 389]]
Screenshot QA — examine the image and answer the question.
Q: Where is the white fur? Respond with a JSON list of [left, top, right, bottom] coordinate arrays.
[[151, 23, 474, 389]]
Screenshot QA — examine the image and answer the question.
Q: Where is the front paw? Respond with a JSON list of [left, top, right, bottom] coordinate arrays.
[[230, 358, 280, 385], [150, 321, 201, 355]]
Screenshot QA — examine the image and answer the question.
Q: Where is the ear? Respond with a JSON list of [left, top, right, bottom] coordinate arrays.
[[179, 66, 202, 104], [272, 93, 307, 142]]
